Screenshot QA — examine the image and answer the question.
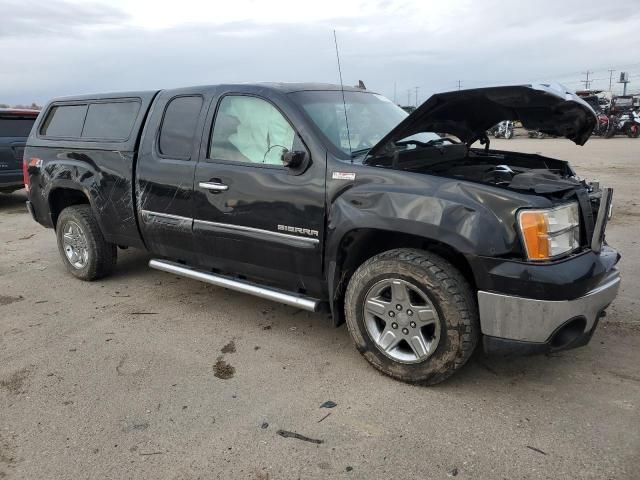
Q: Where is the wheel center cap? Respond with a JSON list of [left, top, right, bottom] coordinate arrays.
[[396, 312, 409, 326]]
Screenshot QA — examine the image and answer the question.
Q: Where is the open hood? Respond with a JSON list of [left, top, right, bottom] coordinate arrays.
[[365, 84, 596, 160]]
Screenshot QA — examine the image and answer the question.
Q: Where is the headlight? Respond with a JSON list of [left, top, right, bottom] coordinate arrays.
[[517, 203, 580, 260]]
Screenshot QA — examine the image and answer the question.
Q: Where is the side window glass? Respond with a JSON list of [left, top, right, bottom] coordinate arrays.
[[40, 104, 87, 137], [210, 96, 298, 165], [158, 96, 203, 159], [82, 101, 140, 140]]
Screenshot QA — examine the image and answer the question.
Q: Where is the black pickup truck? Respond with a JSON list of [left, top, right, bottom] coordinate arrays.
[[24, 83, 620, 384]]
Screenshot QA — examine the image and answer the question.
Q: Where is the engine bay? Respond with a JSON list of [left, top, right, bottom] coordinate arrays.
[[428, 149, 582, 194], [380, 143, 584, 195]]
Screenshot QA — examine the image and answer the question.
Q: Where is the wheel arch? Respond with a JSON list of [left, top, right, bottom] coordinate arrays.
[[327, 227, 477, 326], [48, 186, 94, 230]]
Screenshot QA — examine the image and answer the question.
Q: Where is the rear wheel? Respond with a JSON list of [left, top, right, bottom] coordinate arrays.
[[344, 248, 479, 385], [56, 205, 117, 281], [627, 124, 639, 138]]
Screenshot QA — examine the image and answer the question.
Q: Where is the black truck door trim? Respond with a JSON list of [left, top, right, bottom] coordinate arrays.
[[140, 208, 319, 248], [140, 209, 192, 232], [193, 218, 319, 248]]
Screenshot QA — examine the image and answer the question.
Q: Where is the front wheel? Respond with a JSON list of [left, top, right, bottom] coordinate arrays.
[[56, 205, 117, 281], [344, 248, 479, 385], [627, 124, 640, 138]]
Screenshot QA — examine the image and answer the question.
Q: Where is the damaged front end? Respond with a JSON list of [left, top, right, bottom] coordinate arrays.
[[358, 84, 620, 353], [363, 83, 607, 260]]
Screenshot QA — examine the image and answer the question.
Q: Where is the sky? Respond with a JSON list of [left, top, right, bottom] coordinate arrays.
[[2, 0, 640, 105]]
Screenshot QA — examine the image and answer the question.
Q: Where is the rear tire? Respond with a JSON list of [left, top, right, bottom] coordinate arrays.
[[56, 205, 117, 281], [344, 248, 479, 385]]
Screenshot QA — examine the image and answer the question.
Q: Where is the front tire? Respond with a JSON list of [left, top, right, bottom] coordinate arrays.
[[344, 248, 479, 385], [56, 205, 117, 281]]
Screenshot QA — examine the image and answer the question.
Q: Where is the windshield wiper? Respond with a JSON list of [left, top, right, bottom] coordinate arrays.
[[395, 137, 459, 149], [350, 147, 371, 158]]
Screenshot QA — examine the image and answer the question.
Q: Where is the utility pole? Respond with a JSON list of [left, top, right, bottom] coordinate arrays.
[[457, 80, 462, 91], [582, 71, 591, 90], [407, 89, 411, 106], [393, 82, 397, 104], [608, 69, 615, 92], [414, 86, 419, 107]]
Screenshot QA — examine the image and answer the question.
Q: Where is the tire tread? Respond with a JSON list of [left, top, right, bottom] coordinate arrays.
[[56, 205, 116, 281], [344, 248, 479, 385]]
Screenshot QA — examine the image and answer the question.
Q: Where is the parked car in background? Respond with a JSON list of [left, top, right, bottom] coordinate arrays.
[[23, 83, 619, 384], [0, 108, 39, 193]]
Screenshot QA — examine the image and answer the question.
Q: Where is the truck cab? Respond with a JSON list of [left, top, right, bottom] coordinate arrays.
[[24, 83, 620, 384]]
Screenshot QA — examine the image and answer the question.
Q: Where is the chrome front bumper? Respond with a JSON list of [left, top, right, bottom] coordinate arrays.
[[477, 268, 621, 343]]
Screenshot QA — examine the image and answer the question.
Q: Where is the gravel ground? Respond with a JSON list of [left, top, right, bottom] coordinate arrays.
[[1, 137, 638, 479]]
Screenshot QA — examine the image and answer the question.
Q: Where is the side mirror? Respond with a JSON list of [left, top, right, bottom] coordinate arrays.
[[282, 150, 309, 170]]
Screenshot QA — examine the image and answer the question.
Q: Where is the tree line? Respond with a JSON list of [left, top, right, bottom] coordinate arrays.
[[0, 102, 42, 110]]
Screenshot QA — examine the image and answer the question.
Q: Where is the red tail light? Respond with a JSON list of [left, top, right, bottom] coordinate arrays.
[[23, 157, 41, 193], [23, 156, 30, 192]]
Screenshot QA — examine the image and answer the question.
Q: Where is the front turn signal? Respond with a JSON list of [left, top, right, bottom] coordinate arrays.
[[517, 203, 580, 261], [518, 211, 550, 260]]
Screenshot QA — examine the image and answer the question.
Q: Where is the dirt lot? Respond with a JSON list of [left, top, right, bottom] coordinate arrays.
[[1, 137, 639, 479]]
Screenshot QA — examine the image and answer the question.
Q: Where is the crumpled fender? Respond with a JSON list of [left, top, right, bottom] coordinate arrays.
[[324, 172, 553, 317]]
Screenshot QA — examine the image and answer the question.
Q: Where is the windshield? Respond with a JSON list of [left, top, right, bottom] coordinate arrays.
[[290, 91, 439, 156]]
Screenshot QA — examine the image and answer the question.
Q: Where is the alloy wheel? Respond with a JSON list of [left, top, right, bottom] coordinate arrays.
[[62, 220, 89, 269], [363, 278, 441, 363]]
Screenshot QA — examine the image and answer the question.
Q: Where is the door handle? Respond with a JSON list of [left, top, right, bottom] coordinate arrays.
[[199, 181, 229, 192]]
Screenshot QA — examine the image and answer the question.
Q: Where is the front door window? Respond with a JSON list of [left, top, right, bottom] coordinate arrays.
[[210, 95, 298, 165]]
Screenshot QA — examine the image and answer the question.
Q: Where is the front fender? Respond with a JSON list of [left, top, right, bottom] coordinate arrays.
[[326, 179, 540, 260], [323, 177, 551, 319]]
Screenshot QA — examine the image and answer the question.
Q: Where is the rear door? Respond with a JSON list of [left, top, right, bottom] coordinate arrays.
[[136, 89, 212, 260], [192, 92, 326, 291], [0, 113, 37, 189]]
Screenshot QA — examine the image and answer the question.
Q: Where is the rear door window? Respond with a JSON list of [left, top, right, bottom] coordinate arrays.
[[40, 104, 87, 137], [82, 101, 140, 140], [158, 96, 204, 159], [0, 117, 36, 137]]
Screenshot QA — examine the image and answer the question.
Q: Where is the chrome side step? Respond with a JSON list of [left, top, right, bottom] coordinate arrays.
[[149, 259, 320, 312]]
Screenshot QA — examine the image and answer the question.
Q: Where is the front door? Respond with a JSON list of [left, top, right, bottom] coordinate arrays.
[[192, 93, 325, 292]]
